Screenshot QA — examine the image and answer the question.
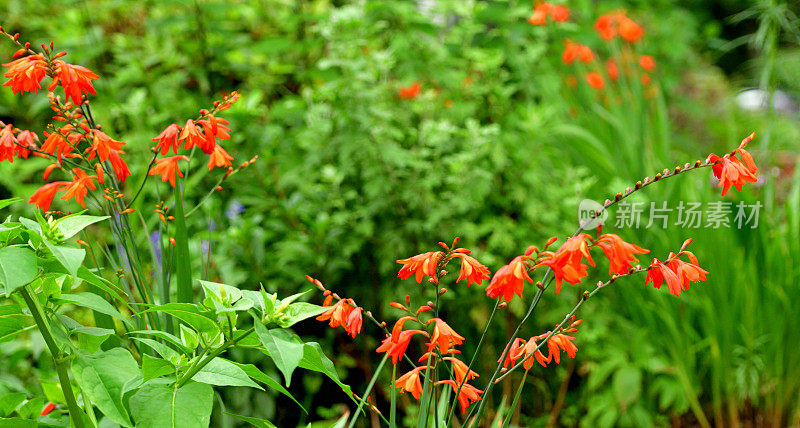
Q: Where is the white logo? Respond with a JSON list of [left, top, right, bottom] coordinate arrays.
[[578, 199, 608, 230]]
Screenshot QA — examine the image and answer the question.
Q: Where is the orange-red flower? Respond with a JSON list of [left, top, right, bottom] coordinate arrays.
[[397, 251, 443, 283], [394, 366, 425, 399], [88, 130, 125, 163], [179, 119, 205, 151], [0, 124, 17, 163], [562, 40, 594, 65], [61, 169, 97, 208], [528, 2, 569, 25], [606, 59, 619, 81], [545, 333, 578, 364], [586, 72, 605, 90], [645, 258, 683, 296], [398, 82, 421, 100], [517, 337, 551, 369], [594, 12, 644, 43], [443, 357, 479, 384], [707, 134, 758, 196], [537, 234, 595, 294], [499, 337, 527, 368], [149, 155, 188, 188], [453, 253, 490, 287], [426, 318, 464, 354], [2, 54, 47, 94], [595, 233, 649, 275], [108, 150, 131, 182], [29, 181, 69, 210], [485, 255, 533, 302], [15, 130, 38, 159], [377, 329, 427, 364], [639, 55, 656, 71], [41, 125, 80, 161], [316, 298, 354, 329], [49, 60, 98, 105], [437, 380, 483, 414], [667, 252, 708, 290], [153, 123, 181, 155], [618, 15, 644, 42], [345, 306, 363, 338], [207, 144, 233, 171]]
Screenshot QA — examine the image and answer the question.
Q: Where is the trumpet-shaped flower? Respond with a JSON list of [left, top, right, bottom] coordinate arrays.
[[61, 169, 97, 208], [149, 155, 188, 187], [29, 181, 69, 211], [595, 233, 649, 275], [2, 54, 47, 94], [485, 255, 533, 302], [49, 60, 98, 104], [394, 366, 426, 399], [437, 380, 483, 414], [453, 253, 490, 287], [426, 318, 464, 354], [397, 251, 443, 283]]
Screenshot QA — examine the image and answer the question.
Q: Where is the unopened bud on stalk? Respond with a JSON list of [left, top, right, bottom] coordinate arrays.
[[439, 269, 447, 277], [674, 166, 681, 174], [498, 302, 507, 310], [582, 291, 590, 300], [426, 301, 435, 309], [438, 241, 448, 250], [614, 193, 622, 201], [438, 288, 447, 296], [405, 294, 411, 306], [536, 281, 544, 290], [635, 181, 642, 189]]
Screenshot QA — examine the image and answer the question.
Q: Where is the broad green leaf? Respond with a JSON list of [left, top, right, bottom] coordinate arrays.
[[130, 380, 213, 428], [132, 338, 182, 365], [73, 348, 140, 427], [56, 293, 132, 328], [613, 366, 642, 408], [0, 246, 37, 296], [254, 324, 303, 386], [198, 280, 242, 302], [0, 304, 30, 343], [223, 412, 277, 428], [298, 342, 352, 397], [0, 417, 37, 427], [145, 303, 219, 335], [54, 215, 109, 240], [44, 241, 85, 279], [18, 217, 41, 236], [0, 392, 26, 417], [277, 302, 326, 328], [142, 354, 175, 383], [191, 357, 261, 389], [234, 363, 305, 413], [72, 326, 115, 353], [77, 266, 131, 310]]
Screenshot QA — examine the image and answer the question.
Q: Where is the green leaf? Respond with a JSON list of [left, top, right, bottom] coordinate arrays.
[[233, 363, 305, 413], [613, 366, 642, 409], [191, 357, 261, 389], [0, 246, 37, 296], [198, 280, 242, 302], [0, 198, 21, 211], [254, 324, 303, 386], [0, 304, 30, 343], [132, 338, 182, 365], [54, 214, 109, 240], [277, 302, 326, 328], [0, 392, 26, 417], [130, 330, 190, 353], [298, 342, 352, 397], [44, 241, 85, 279], [130, 380, 213, 428], [223, 412, 277, 428], [71, 326, 115, 353], [143, 354, 175, 383], [0, 417, 37, 427], [73, 348, 141, 428], [145, 303, 219, 335], [56, 293, 132, 328]]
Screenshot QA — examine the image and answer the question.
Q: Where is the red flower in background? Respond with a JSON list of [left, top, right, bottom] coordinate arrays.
[[377, 329, 427, 364], [398, 82, 421, 100], [606, 59, 620, 81], [15, 130, 38, 159], [528, 2, 570, 25], [443, 356, 479, 384], [562, 40, 594, 65], [639, 55, 656, 71], [2, 54, 47, 94], [437, 380, 483, 414], [586, 72, 605, 90], [594, 11, 644, 43], [517, 338, 551, 369]]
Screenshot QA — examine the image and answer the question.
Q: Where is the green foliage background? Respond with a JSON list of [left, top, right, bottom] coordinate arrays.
[[1, 0, 799, 426]]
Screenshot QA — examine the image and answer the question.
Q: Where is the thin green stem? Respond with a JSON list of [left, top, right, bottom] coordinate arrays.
[[20, 286, 85, 428], [501, 369, 529, 428], [346, 353, 389, 428]]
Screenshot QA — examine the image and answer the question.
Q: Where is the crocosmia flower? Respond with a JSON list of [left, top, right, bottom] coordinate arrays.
[[453, 253, 490, 287], [396, 251, 443, 283], [49, 60, 98, 104], [2, 54, 47, 94], [485, 255, 533, 302], [149, 155, 188, 188], [595, 233, 649, 275], [706, 133, 758, 196]]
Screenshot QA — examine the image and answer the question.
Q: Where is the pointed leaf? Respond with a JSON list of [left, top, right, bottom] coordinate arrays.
[[254, 323, 303, 386], [130, 380, 213, 428], [72, 348, 140, 427], [0, 246, 37, 296], [192, 357, 261, 389]]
